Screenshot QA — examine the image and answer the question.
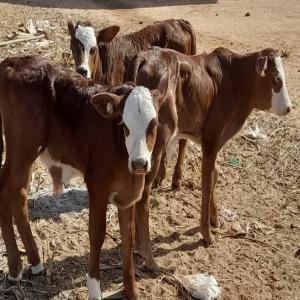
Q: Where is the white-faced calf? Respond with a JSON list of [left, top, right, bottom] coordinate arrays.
[[132, 46, 291, 267], [0, 55, 170, 300], [68, 19, 197, 190]]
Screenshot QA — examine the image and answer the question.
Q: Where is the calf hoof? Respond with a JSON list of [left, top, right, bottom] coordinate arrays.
[[153, 177, 163, 188], [210, 216, 220, 228], [24, 264, 46, 279], [143, 259, 161, 274], [126, 289, 140, 300], [7, 270, 22, 283], [171, 180, 181, 190], [200, 227, 215, 245]]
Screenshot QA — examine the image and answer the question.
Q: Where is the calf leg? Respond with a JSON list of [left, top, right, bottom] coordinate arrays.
[[0, 167, 21, 279], [153, 151, 167, 187], [200, 147, 218, 245], [118, 206, 139, 300], [49, 166, 64, 197], [0, 161, 43, 280], [135, 186, 159, 272], [172, 139, 187, 189], [135, 149, 164, 272], [87, 186, 107, 300], [210, 168, 219, 228]]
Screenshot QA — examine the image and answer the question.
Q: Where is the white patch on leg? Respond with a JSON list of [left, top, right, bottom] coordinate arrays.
[[269, 56, 291, 116], [122, 86, 156, 173], [31, 262, 44, 275], [75, 25, 97, 79], [39, 149, 81, 187], [8, 270, 22, 282], [87, 274, 102, 300]]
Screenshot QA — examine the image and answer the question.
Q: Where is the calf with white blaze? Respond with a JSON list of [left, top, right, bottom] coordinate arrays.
[[68, 18, 197, 189], [0, 56, 170, 300], [131, 47, 291, 265], [69, 21, 98, 79]]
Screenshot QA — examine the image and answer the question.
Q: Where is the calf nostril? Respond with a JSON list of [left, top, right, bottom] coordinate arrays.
[[286, 106, 291, 113], [77, 67, 88, 77], [132, 159, 147, 173]]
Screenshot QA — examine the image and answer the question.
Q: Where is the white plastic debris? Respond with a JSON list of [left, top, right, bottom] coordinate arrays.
[[182, 273, 221, 300], [244, 125, 267, 140], [36, 20, 51, 31], [228, 221, 250, 237], [219, 206, 237, 222], [25, 19, 37, 35]]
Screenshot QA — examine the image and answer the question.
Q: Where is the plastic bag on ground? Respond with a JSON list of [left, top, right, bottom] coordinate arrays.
[[182, 273, 221, 300]]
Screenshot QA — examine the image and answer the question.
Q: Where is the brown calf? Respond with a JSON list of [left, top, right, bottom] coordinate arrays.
[[132, 46, 291, 265], [68, 19, 197, 189], [0, 55, 170, 299]]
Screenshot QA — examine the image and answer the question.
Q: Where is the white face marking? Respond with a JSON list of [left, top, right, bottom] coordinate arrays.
[[31, 262, 45, 275], [269, 56, 291, 116], [122, 86, 156, 173], [75, 25, 97, 79], [87, 274, 102, 300]]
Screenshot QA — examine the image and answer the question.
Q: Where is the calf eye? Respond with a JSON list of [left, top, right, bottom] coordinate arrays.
[[123, 124, 130, 137], [90, 47, 97, 55]]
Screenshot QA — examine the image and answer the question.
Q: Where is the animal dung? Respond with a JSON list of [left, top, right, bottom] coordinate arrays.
[[182, 273, 221, 300]]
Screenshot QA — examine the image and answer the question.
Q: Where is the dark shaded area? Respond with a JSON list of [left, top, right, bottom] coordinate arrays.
[[0, 0, 218, 10], [28, 189, 88, 221]]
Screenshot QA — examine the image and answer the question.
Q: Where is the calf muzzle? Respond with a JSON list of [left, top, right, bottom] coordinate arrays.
[[77, 66, 88, 77], [131, 159, 148, 174]]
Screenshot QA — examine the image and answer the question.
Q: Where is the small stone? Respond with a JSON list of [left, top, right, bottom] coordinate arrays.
[[245, 12, 250, 17]]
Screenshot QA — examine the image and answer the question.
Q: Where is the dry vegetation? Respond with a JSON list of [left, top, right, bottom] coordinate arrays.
[[0, 1, 299, 299]]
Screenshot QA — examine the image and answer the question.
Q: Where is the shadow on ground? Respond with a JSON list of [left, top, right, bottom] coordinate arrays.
[[28, 188, 88, 221]]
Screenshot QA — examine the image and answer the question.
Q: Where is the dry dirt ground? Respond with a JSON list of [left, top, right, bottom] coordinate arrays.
[[0, 1, 299, 299]]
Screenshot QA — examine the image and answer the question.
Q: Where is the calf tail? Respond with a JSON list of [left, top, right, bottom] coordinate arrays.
[[179, 19, 197, 55]]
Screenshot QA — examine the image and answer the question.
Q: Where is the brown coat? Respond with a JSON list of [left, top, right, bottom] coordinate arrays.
[[132, 46, 291, 262], [0, 55, 170, 299]]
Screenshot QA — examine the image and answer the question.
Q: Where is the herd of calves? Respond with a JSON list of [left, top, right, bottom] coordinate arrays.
[[0, 19, 292, 299]]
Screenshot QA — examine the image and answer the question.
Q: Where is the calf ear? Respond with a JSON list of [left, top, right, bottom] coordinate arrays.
[[68, 20, 75, 36], [255, 56, 268, 77], [91, 93, 124, 118], [150, 69, 171, 109], [97, 26, 120, 43]]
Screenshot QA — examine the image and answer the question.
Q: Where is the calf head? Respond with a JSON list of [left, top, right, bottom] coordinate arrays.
[[68, 20, 98, 79], [91, 70, 170, 175], [254, 48, 291, 116]]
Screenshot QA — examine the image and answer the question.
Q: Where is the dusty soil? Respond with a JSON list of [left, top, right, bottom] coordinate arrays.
[[0, 1, 299, 299]]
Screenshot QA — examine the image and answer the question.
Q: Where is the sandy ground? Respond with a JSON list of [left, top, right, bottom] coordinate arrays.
[[0, 0, 299, 299]]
